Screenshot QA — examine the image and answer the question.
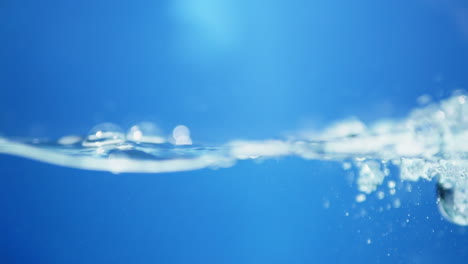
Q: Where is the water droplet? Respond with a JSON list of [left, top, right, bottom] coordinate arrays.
[[82, 123, 125, 147]]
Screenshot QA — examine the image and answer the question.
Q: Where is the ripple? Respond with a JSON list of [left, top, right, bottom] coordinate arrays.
[[3, 93, 468, 225]]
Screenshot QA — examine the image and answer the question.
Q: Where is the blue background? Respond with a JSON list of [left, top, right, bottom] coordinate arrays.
[[1, 0, 468, 263]]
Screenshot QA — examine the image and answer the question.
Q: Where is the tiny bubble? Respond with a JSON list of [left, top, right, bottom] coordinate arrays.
[[356, 194, 366, 203]]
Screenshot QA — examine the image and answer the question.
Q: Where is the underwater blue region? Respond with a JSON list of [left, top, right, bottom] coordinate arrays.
[[2, 156, 468, 264], [3, 0, 468, 263]]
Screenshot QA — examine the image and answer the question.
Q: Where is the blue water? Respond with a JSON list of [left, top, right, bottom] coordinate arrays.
[[2, 0, 468, 263]]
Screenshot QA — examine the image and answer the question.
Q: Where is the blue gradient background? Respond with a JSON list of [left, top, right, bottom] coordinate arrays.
[[1, 0, 468, 263]]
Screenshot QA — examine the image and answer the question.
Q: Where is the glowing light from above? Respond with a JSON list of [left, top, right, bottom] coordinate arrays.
[[171, 0, 241, 53]]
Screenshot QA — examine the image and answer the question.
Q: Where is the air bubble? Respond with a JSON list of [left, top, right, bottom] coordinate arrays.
[[82, 123, 125, 147], [377, 191, 385, 200], [437, 177, 468, 226], [356, 194, 366, 203], [172, 125, 192, 145], [127, 122, 165, 143]]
